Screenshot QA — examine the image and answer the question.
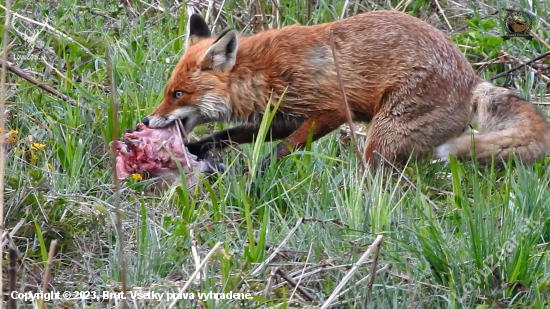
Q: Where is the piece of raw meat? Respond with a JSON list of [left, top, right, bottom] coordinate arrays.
[[112, 123, 222, 188]]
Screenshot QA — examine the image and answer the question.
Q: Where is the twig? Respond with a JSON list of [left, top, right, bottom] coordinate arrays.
[[0, 2, 12, 309], [494, 52, 549, 80], [395, 0, 413, 11], [524, 9, 550, 29], [364, 238, 382, 309], [257, 0, 268, 31], [530, 30, 550, 50], [213, 0, 226, 28], [303, 217, 347, 228], [434, 0, 452, 31], [328, 264, 391, 308], [168, 242, 223, 308], [340, 0, 350, 19], [490, 51, 550, 81], [288, 244, 318, 304], [189, 228, 202, 283], [0, 59, 84, 108], [272, 0, 283, 28], [1, 218, 25, 248], [106, 46, 128, 309], [306, 0, 311, 23], [138, 0, 165, 13], [205, 0, 215, 24], [264, 264, 348, 292], [373, 151, 416, 187], [406, 260, 414, 309], [352, 1, 361, 16], [184, 4, 198, 51], [250, 217, 304, 277], [388, 271, 449, 291], [264, 267, 277, 298], [120, 0, 137, 18], [39, 240, 57, 309], [320, 235, 384, 309], [275, 268, 317, 303], [328, 31, 367, 173], [8, 237, 18, 309], [175, 119, 192, 169], [373, 151, 440, 212], [340, 125, 368, 137]]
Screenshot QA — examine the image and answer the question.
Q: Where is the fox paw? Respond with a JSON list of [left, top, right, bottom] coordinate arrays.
[[435, 142, 458, 163], [186, 142, 217, 160]]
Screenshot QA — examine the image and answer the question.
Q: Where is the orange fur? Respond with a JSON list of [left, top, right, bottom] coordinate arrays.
[[507, 17, 529, 32], [144, 10, 550, 170]]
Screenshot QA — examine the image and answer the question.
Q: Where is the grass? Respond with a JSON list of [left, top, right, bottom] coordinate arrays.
[[2, 0, 550, 308]]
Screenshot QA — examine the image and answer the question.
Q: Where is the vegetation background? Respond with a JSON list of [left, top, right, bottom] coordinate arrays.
[[1, 0, 550, 308]]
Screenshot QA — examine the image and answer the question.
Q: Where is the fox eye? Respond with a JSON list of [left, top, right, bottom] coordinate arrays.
[[174, 91, 185, 100]]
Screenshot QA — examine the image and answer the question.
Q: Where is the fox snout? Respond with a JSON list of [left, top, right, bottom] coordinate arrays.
[[141, 116, 150, 126], [143, 95, 232, 134], [142, 105, 205, 134]]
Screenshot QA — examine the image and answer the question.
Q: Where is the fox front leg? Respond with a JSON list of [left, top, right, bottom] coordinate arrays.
[[185, 122, 300, 159], [257, 111, 346, 171]]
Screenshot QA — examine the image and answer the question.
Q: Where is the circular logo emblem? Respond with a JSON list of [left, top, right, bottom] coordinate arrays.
[[502, 10, 533, 41]]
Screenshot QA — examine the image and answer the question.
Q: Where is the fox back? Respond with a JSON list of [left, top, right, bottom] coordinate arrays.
[[147, 11, 473, 129]]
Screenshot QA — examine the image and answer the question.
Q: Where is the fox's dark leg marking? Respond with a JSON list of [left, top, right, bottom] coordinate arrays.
[[186, 121, 301, 159], [257, 111, 346, 169]]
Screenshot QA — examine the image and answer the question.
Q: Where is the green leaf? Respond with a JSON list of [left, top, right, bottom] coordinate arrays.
[[481, 19, 497, 30], [34, 220, 48, 263], [486, 36, 503, 47], [73, 83, 102, 105], [466, 19, 479, 28]]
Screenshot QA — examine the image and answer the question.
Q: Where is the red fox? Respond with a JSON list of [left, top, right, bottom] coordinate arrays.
[[142, 10, 550, 170]]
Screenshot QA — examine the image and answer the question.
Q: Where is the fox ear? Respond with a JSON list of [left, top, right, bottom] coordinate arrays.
[[204, 29, 238, 72], [188, 14, 211, 46]]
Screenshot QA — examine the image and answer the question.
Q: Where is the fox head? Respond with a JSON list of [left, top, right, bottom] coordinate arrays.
[[143, 14, 238, 133]]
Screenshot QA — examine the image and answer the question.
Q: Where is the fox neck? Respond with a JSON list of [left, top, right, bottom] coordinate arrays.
[[226, 69, 270, 123], [224, 32, 292, 124]]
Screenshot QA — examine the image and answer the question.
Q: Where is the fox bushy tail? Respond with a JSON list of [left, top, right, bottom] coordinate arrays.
[[436, 80, 550, 165]]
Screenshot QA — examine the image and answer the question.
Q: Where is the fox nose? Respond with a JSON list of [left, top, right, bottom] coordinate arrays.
[[142, 117, 150, 126]]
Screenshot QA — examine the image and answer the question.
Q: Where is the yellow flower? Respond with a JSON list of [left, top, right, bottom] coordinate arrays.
[[47, 163, 53, 170], [31, 143, 46, 151], [131, 173, 142, 181], [14, 147, 24, 155], [6, 130, 18, 145], [29, 154, 37, 164]]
